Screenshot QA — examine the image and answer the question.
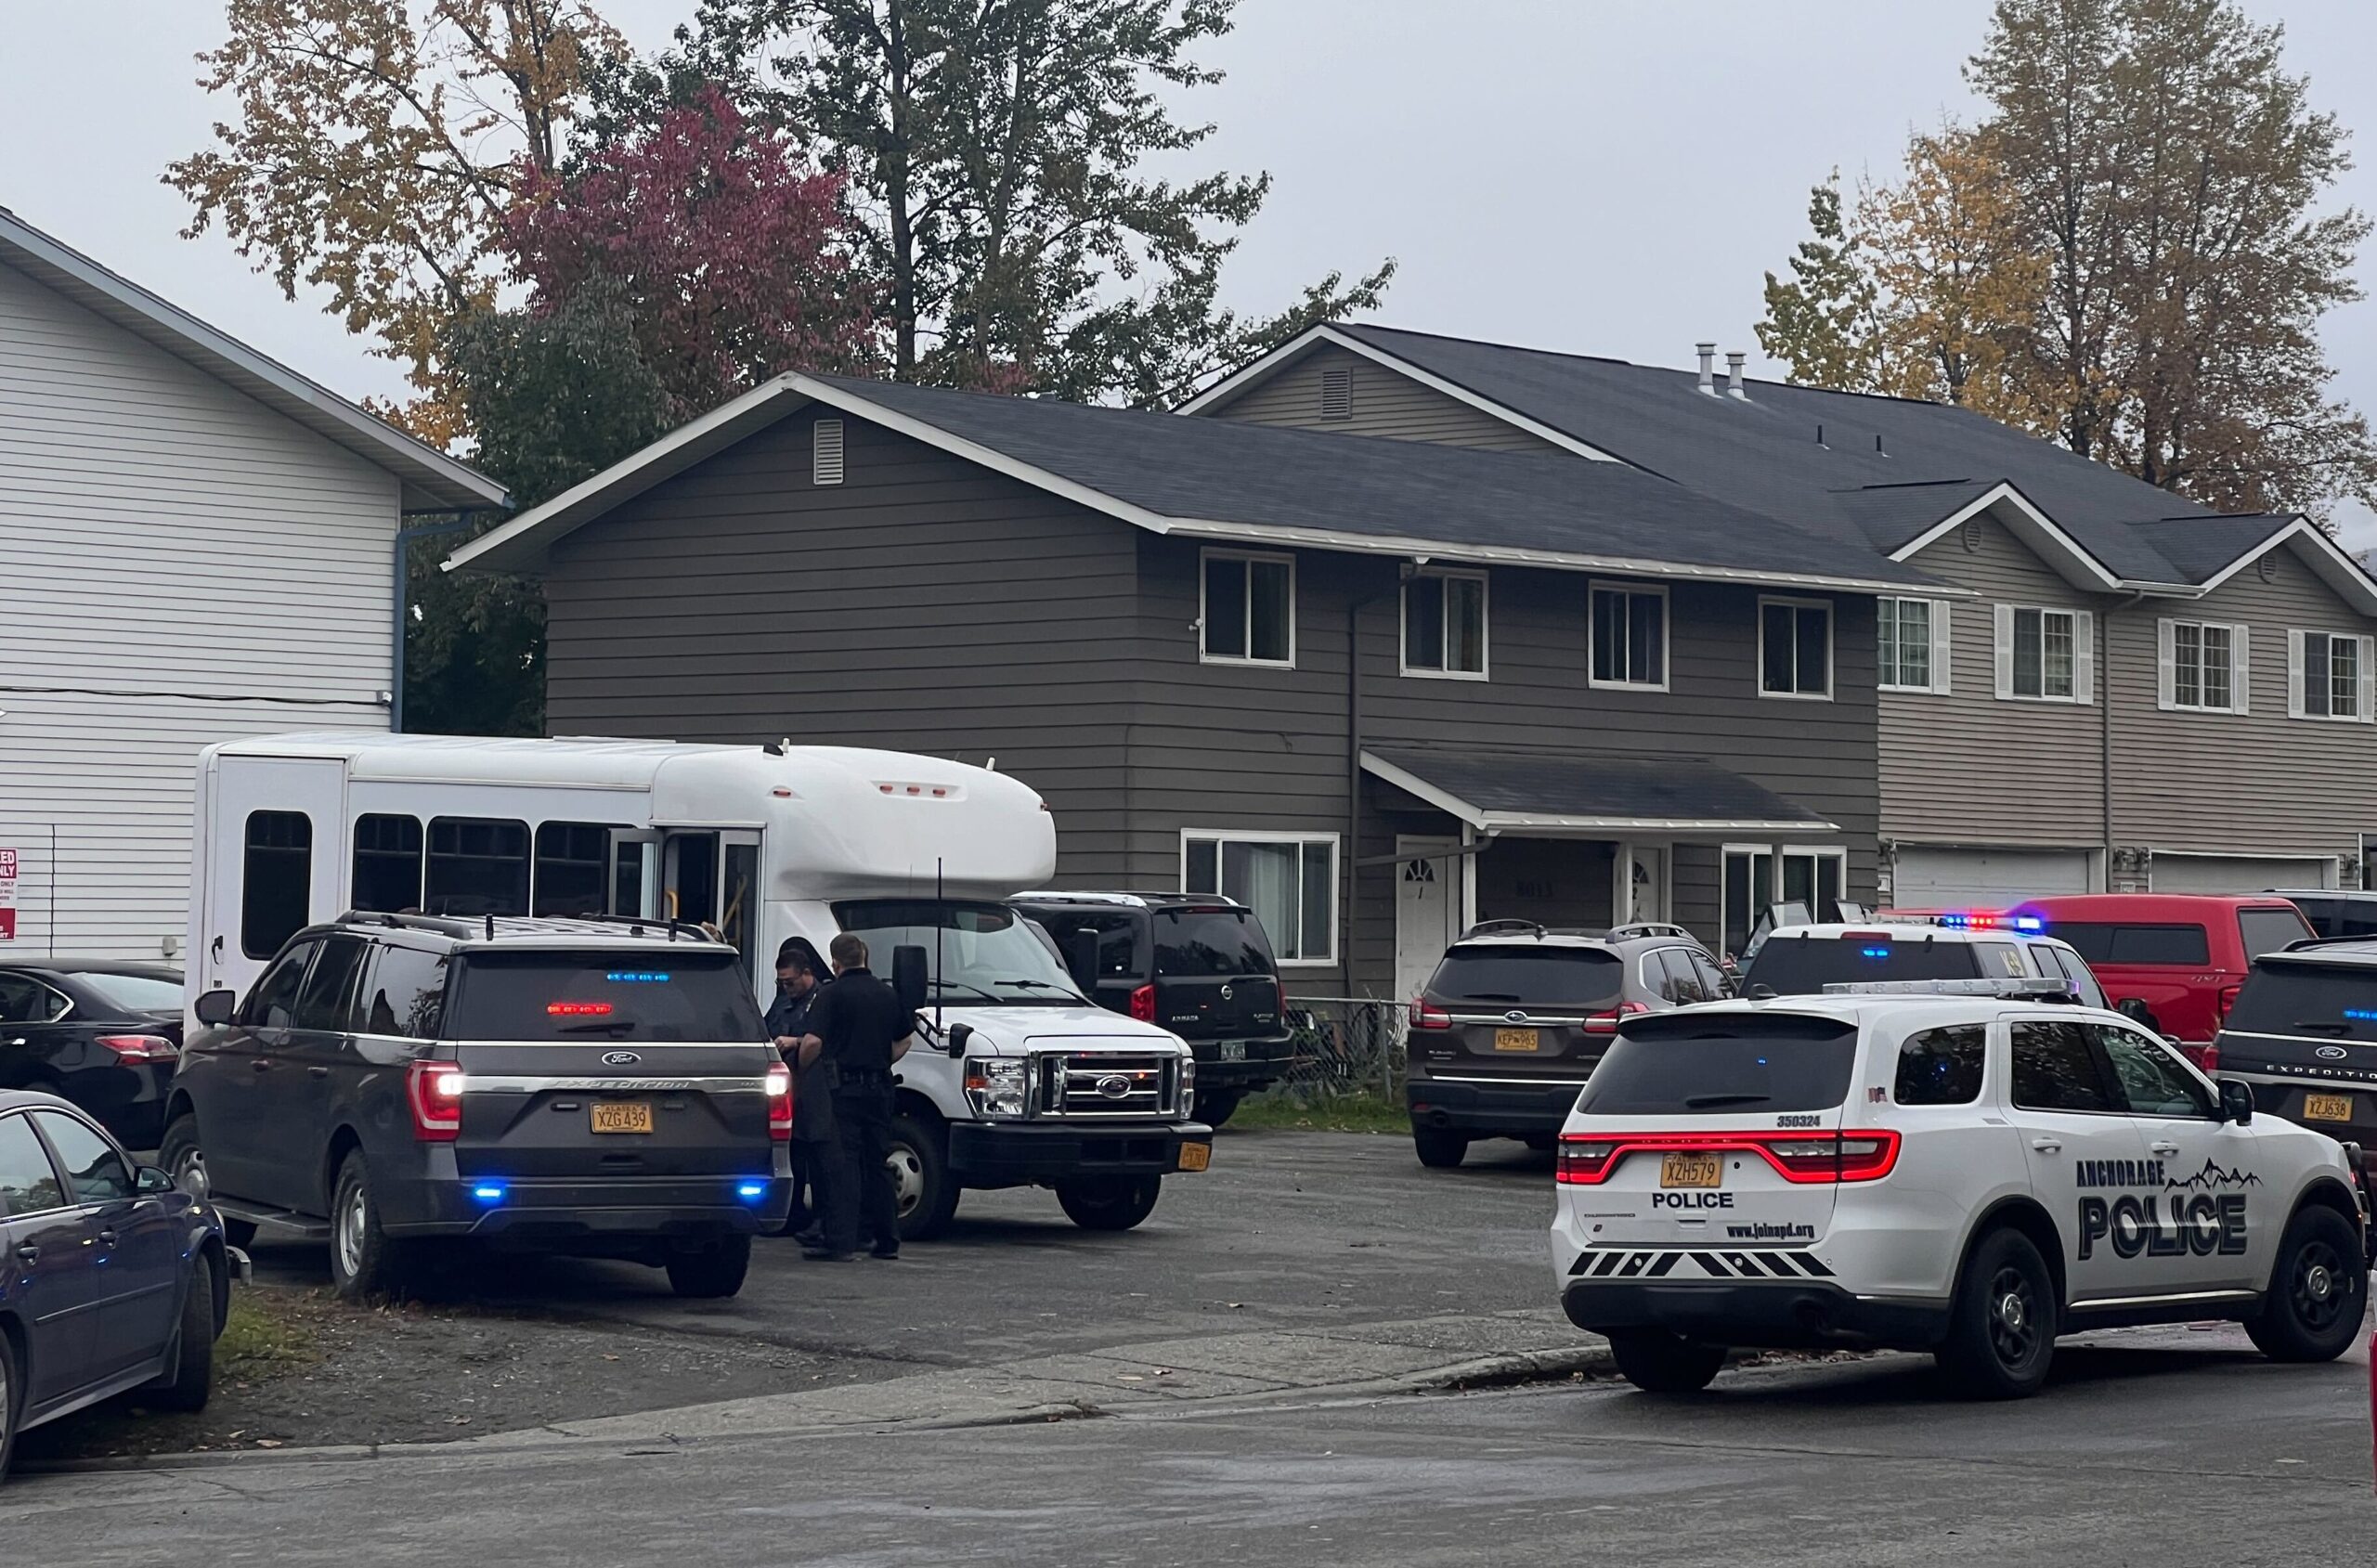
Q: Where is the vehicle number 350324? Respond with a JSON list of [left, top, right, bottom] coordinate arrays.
[[1775, 1113, 1822, 1129]]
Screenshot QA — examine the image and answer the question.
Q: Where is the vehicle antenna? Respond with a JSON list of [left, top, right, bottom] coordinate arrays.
[[935, 856, 945, 1031]]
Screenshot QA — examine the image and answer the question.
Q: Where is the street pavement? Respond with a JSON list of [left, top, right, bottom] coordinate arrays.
[[6, 1321, 2367, 1566]]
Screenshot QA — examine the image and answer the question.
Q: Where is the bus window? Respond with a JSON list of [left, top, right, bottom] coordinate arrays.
[[242, 810, 313, 958], [425, 818, 530, 915], [533, 823, 613, 917], [353, 814, 423, 913], [721, 841, 760, 976]]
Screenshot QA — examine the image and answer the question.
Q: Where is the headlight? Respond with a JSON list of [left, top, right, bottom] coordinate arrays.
[[966, 1056, 1031, 1119], [1178, 1052, 1197, 1105]]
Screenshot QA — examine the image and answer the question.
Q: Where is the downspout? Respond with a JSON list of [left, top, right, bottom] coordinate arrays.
[[393, 511, 488, 733], [1345, 565, 1411, 995], [2101, 591, 2145, 888]]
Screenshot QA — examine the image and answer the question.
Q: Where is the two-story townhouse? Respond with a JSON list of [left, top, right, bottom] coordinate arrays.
[[0, 208, 506, 958], [451, 373, 1942, 998], [1184, 325, 2377, 903]]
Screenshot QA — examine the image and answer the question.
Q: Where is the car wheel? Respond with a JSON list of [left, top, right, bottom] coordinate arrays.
[[888, 1111, 960, 1241], [0, 1329, 20, 1484], [143, 1251, 216, 1413], [2244, 1204, 2368, 1362], [1411, 1124, 1469, 1169], [1607, 1328, 1726, 1393], [1193, 1088, 1244, 1128], [1055, 1174, 1162, 1231], [329, 1149, 413, 1301], [159, 1115, 258, 1250], [1935, 1226, 2057, 1399], [664, 1235, 753, 1299]]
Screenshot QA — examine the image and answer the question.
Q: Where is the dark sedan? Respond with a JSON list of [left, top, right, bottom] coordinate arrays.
[[0, 961, 183, 1148], [0, 1091, 237, 1481]]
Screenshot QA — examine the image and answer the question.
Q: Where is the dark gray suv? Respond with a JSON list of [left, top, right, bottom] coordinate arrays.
[[1405, 922, 1730, 1169], [164, 914, 792, 1299]]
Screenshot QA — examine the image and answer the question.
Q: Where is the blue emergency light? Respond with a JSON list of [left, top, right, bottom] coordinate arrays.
[[736, 1182, 769, 1201], [605, 971, 670, 983], [472, 1183, 507, 1204]]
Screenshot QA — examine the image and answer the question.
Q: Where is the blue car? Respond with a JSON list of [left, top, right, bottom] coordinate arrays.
[[0, 1091, 241, 1481]]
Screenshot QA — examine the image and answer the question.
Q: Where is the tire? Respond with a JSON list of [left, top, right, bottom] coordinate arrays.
[[2244, 1204, 2368, 1363], [1193, 1088, 1245, 1128], [1935, 1226, 2058, 1399], [664, 1235, 752, 1299], [1056, 1174, 1162, 1231], [144, 1252, 215, 1413], [889, 1111, 960, 1241], [328, 1148, 414, 1301], [0, 1330, 20, 1485], [1607, 1328, 1726, 1393], [160, 1115, 256, 1249], [1411, 1123, 1469, 1169]]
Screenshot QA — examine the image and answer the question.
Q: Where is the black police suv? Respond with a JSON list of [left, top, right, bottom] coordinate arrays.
[[166, 914, 793, 1300], [0, 960, 185, 1147], [0, 1091, 234, 1481], [1012, 892, 1294, 1126]]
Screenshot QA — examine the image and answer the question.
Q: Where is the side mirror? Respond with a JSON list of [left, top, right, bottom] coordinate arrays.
[[947, 1021, 974, 1059], [1061, 929, 1098, 990], [2218, 1078, 2255, 1126], [136, 1164, 176, 1197], [2116, 997, 2154, 1027], [193, 988, 237, 1027], [891, 944, 929, 1014]]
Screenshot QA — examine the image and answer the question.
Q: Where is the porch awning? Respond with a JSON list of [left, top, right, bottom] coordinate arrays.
[[1360, 746, 1839, 839]]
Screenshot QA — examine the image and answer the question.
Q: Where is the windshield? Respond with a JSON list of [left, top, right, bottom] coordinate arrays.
[[72, 970, 185, 1013], [1576, 1013, 1860, 1115], [834, 900, 1085, 1004], [1743, 934, 1988, 994], [445, 950, 762, 1042], [1154, 907, 1276, 978], [1427, 947, 1622, 1005]]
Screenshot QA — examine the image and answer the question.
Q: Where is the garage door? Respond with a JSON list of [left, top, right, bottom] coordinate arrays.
[[2150, 854, 2332, 894], [1892, 848, 2093, 908]]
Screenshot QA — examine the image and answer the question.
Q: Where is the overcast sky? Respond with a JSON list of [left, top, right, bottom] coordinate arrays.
[[5, 0, 2373, 540]]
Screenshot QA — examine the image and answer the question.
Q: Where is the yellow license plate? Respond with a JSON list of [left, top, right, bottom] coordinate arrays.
[[1493, 1028, 1540, 1053], [2304, 1093, 2355, 1123], [1177, 1142, 1212, 1173], [591, 1101, 654, 1134], [1660, 1152, 1723, 1188]]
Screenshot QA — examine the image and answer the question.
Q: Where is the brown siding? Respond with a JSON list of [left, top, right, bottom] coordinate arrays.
[[1202, 343, 1565, 453]]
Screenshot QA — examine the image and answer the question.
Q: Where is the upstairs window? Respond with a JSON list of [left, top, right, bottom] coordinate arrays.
[[2292, 630, 2373, 721], [1402, 571, 1487, 677], [1878, 597, 1953, 693], [2160, 619, 2244, 713], [1759, 598, 1832, 699], [1201, 550, 1295, 666], [1995, 605, 2092, 703], [1590, 584, 1667, 689]]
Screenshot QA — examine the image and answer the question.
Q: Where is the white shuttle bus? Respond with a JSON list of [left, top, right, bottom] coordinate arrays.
[[187, 734, 1209, 1236]]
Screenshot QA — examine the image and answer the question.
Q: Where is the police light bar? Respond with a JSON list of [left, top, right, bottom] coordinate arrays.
[[1930, 912, 2047, 933], [1820, 978, 2078, 999]]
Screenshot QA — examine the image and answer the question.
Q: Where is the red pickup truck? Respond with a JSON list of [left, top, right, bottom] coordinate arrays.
[[2014, 894, 2315, 1065]]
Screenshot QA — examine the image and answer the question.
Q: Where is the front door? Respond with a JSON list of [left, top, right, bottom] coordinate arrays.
[[2091, 1020, 2263, 1293], [1395, 836, 1461, 1004], [0, 1109, 99, 1405], [203, 757, 346, 1002], [31, 1109, 181, 1380], [2004, 1017, 2157, 1305], [1623, 846, 1669, 925]]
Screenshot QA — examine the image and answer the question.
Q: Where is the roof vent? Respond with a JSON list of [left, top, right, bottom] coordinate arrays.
[[1875, 433, 1888, 458], [1320, 364, 1352, 421], [1695, 343, 1717, 395], [812, 418, 845, 486], [1725, 351, 1749, 400]]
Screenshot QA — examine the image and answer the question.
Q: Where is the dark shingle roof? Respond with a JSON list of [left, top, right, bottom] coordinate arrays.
[[815, 375, 1935, 589], [2127, 515, 2297, 582], [1365, 745, 1837, 829]]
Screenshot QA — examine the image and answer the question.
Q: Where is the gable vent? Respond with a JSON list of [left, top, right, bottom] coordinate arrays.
[[812, 418, 846, 486], [1320, 365, 1352, 421]]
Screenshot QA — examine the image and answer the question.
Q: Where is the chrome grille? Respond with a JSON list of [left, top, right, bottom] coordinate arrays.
[[1037, 1053, 1179, 1118]]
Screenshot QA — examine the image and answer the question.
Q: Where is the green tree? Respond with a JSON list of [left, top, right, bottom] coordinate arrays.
[[1755, 174, 1880, 393], [597, 0, 1392, 405]]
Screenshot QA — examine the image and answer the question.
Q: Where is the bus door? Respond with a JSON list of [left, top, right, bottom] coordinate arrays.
[[607, 828, 762, 986]]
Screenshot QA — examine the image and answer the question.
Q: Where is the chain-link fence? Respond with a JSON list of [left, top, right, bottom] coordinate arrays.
[[1269, 995, 1407, 1103]]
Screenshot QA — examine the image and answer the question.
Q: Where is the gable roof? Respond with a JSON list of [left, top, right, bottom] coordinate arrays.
[[0, 206, 504, 512], [1184, 323, 2377, 611], [448, 370, 1941, 593]]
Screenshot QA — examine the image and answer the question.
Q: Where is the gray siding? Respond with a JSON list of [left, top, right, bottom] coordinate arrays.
[[1202, 343, 1565, 453]]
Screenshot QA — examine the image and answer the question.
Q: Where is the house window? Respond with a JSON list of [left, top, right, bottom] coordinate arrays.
[[1590, 584, 1667, 688], [1722, 844, 1846, 960], [1201, 551, 1295, 666], [1182, 832, 1336, 965], [2295, 630, 2373, 721], [2161, 619, 2243, 713], [1759, 598, 1832, 698], [1877, 598, 1949, 693], [1402, 571, 1487, 677], [1994, 605, 2091, 703]]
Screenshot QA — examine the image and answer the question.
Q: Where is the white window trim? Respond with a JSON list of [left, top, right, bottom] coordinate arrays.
[[1757, 595, 1835, 702], [1587, 580, 1671, 693], [1398, 568, 1490, 681], [1721, 842, 1848, 958], [2287, 628, 2376, 723], [1878, 596, 1954, 695], [1198, 548, 1297, 669], [2157, 617, 2250, 715], [1992, 603, 2094, 705], [1178, 828, 1340, 966]]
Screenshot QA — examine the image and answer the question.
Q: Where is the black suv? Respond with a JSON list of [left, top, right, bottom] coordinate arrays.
[[1012, 892, 1294, 1126], [166, 914, 791, 1299], [2213, 937, 2377, 1185], [1405, 922, 1730, 1169]]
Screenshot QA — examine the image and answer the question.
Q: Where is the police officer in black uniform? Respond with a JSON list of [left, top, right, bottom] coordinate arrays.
[[798, 932, 914, 1261], [763, 938, 834, 1238]]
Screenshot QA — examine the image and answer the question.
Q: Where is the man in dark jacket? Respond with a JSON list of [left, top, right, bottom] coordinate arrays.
[[799, 933, 914, 1261], [764, 938, 834, 1238]]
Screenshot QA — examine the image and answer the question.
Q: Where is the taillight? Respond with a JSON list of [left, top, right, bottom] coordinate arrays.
[[1555, 1137, 1617, 1184], [1409, 998, 1452, 1030], [765, 1064, 795, 1141], [406, 1058, 465, 1142], [1552, 1129, 1901, 1186], [1582, 1001, 1651, 1035], [2216, 985, 2241, 1026], [94, 1033, 178, 1063], [1128, 984, 1157, 1023], [2180, 1040, 2220, 1073]]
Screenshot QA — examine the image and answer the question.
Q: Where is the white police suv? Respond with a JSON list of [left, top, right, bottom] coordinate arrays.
[[1552, 980, 2369, 1399]]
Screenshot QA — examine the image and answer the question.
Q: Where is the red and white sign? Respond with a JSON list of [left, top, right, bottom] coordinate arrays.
[[0, 848, 16, 942]]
